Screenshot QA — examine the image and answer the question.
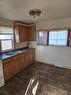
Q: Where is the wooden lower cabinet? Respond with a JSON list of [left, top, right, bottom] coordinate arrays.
[[25, 52, 30, 67], [29, 49, 35, 64], [3, 59, 12, 81], [19, 53, 26, 71], [29, 53, 33, 64], [3, 49, 35, 81], [12, 56, 19, 76]]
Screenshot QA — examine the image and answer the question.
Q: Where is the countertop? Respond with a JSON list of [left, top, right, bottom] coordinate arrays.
[[0, 48, 33, 60]]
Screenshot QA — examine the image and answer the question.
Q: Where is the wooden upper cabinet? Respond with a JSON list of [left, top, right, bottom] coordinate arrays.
[[14, 22, 36, 43], [14, 24, 27, 43], [26, 26, 36, 41]]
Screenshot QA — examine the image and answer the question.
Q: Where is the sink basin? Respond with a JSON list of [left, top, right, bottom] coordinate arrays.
[[6, 53, 13, 56], [5, 53, 13, 56], [5, 51, 17, 56]]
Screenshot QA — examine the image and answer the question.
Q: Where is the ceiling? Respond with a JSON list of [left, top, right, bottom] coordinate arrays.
[[0, 0, 71, 23]]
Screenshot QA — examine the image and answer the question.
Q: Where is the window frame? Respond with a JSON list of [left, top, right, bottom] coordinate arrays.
[[48, 29, 68, 46], [37, 29, 70, 47], [0, 39, 13, 52], [37, 30, 49, 45], [0, 27, 14, 52]]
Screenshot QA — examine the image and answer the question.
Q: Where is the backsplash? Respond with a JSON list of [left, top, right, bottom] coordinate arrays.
[[29, 41, 36, 48], [15, 41, 36, 49], [15, 42, 28, 49]]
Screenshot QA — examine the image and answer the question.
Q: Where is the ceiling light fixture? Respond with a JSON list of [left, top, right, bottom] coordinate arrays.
[[29, 9, 41, 21]]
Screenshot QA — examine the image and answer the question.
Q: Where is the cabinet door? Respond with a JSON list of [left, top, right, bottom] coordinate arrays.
[[25, 52, 30, 67], [11, 56, 19, 75], [29, 53, 33, 64], [14, 24, 20, 43], [28, 26, 36, 41], [15, 24, 28, 43], [19, 25, 27, 42], [11, 61, 15, 77], [3, 59, 12, 81], [26, 26, 36, 41], [31, 26, 36, 41], [29, 49, 35, 64], [19, 53, 26, 71], [19, 25, 24, 42]]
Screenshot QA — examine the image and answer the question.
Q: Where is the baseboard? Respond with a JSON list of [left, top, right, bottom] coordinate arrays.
[[63, 66, 71, 70], [35, 61, 55, 66], [35, 61, 71, 70]]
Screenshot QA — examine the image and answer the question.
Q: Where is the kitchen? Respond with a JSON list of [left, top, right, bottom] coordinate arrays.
[[0, 0, 71, 95], [0, 22, 36, 86]]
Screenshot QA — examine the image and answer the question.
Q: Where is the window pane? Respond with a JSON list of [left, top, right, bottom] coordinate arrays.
[[49, 32, 57, 39], [57, 40, 67, 46], [1, 40, 13, 51], [38, 32, 44, 37], [0, 35, 13, 40], [58, 31, 68, 39], [37, 31, 48, 45], [49, 40, 57, 45], [49, 30, 68, 46], [0, 27, 14, 51]]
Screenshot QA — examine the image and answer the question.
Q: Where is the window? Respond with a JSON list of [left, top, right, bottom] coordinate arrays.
[[49, 30, 68, 46], [37, 31, 49, 45], [37, 29, 69, 46], [1, 40, 13, 51], [38, 32, 44, 37], [0, 27, 14, 51]]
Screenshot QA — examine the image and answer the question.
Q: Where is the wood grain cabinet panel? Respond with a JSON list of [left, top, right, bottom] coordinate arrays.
[[14, 22, 36, 43], [26, 26, 36, 41], [30, 26, 36, 41], [29, 49, 35, 64], [29, 53, 33, 64], [11, 56, 19, 75], [3, 59, 12, 81], [14, 24, 27, 43], [19, 53, 26, 71], [25, 52, 30, 67], [2, 49, 35, 82]]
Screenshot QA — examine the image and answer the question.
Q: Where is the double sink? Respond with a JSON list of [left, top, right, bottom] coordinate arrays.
[[5, 51, 19, 56], [0, 47, 32, 60], [0, 49, 29, 60], [5, 49, 28, 56]]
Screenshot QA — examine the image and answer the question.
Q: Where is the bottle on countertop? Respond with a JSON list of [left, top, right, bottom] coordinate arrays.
[[27, 42, 29, 49]]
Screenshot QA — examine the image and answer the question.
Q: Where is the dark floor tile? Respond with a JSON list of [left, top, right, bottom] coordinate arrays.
[[0, 62, 71, 95]]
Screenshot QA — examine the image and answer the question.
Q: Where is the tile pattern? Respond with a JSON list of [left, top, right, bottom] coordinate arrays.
[[0, 62, 71, 95]]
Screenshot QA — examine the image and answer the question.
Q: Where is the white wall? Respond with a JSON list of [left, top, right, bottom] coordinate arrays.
[[36, 17, 71, 30], [36, 46, 71, 68], [36, 17, 71, 69]]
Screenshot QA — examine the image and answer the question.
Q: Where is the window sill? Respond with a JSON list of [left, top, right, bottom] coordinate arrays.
[[37, 44, 47, 46]]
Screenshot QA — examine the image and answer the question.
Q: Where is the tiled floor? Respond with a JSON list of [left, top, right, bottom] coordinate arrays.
[[0, 62, 71, 95]]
